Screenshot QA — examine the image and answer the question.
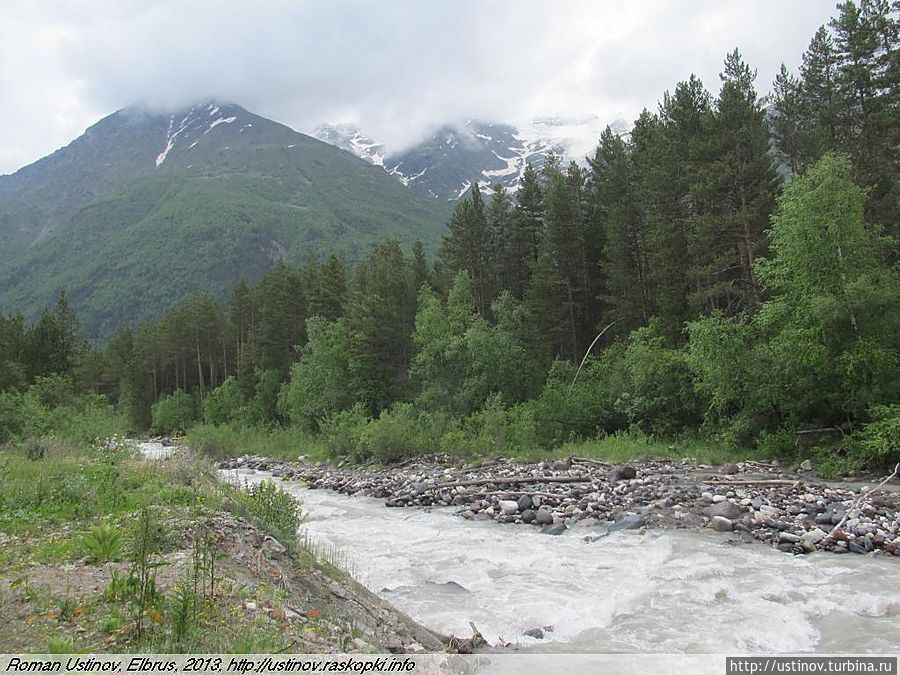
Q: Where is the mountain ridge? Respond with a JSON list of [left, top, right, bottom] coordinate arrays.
[[0, 101, 450, 340], [313, 114, 630, 200]]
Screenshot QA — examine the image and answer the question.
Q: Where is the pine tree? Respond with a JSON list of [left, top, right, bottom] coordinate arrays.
[[771, 64, 805, 173], [314, 254, 348, 320], [506, 164, 545, 299], [440, 183, 492, 316], [526, 158, 592, 361], [347, 240, 417, 411], [589, 127, 651, 330], [487, 183, 516, 297], [411, 240, 431, 291], [250, 261, 307, 375], [799, 27, 842, 157], [25, 291, 83, 381], [228, 279, 255, 394], [694, 50, 780, 315]]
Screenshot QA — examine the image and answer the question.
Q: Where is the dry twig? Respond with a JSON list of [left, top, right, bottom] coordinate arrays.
[[826, 462, 899, 541]]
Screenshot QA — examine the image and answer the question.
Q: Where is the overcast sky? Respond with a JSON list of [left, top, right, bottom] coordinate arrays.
[[1, 1, 838, 175]]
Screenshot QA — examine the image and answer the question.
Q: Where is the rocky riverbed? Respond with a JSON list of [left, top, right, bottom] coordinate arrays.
[[217, 454, 900, 558]]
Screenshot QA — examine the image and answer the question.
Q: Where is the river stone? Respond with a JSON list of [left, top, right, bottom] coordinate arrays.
[[608, 514, 646, 532], [848, 540, 868, 554], [535, 508, 554, 525], [759, 505, 782, 518], [608, 465, 637, 483], [801, 528, 827, 545], [720, 463, 739, 475], [710, 516, 733, 532], [800, 459, 813, 471], [498, 500, 519, 516], [541, 523, 567, 536], [779, 532, 801, 544], [521, 509, 536, 524], [523, 628, 544, 639], [708, 500, 743, 520], [517, 495, 534, 512]]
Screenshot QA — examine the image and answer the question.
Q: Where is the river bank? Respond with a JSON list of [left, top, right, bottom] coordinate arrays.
[[218, 453, 900, 557], [0, 440, 446, 654]]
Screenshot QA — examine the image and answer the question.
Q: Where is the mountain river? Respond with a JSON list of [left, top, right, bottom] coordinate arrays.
[[139, 442, 900, 657]]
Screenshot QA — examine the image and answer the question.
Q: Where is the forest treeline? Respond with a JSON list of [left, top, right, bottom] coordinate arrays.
[[1, 1, 897, 470]]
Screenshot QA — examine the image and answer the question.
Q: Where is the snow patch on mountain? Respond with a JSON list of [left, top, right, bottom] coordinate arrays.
[[204, 116, 237, 134], [312, 114, 630, 199], [155, 109, 197, 167], [154, 103, 248, 167]]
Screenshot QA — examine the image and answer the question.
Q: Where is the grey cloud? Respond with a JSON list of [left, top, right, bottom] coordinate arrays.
[[1, 0, 837, 174]]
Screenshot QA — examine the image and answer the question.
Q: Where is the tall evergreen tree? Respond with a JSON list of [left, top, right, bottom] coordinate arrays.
[[589, 127, 650, 330], [347, 240, 417, 411], [313, 254, 348, 320], [771, 63, 805, 173], [440, 183, 492, 316], [694, 50, 780, 315], [250, 261, 307, 375]]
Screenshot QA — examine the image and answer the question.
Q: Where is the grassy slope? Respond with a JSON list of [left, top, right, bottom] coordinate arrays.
[[0, 439, 439, 653], [0, 145, 450, 340], [0, 105, 451, 341]]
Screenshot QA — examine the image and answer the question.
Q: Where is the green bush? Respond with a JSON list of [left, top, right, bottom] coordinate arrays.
[[0, 384, 124, 447], [755, 426, 799, 458], [455, 395, 540, 458], [232, 480, 302, 552], [0, 391, 47, 443], [152, 390, 197, 435], [203, 377, 245, 425], [186, 423, 327, 461], [278, 318, 359, 431], [356, 404, 426, 464], [248, 368, 283, 425], [320, 404, 370, 460], [621, 323, 702, 434], [527, 349, 628, 448], [81, 523, 125, 563], [849, 405, 900, 469]]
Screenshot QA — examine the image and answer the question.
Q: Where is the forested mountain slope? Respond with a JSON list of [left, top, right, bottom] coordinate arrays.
[[0, 103, 450, 340]]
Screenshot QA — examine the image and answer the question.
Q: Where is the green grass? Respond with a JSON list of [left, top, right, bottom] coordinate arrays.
[[553, 430, 753, 464], [186, 423, 329, 462], [0, 442, 199, 537]]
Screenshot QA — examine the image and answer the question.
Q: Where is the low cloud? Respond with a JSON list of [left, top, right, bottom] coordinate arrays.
[[0, 0, 836, 173]]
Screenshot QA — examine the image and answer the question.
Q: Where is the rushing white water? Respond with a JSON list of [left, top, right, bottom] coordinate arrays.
[[218, 467, 900, 655], [133, 440, 178, 459]]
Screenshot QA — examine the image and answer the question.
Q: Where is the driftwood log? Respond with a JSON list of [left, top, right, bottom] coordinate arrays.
[[434, 475, 593, 490]]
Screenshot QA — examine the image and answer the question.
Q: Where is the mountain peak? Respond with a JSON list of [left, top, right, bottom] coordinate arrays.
[[313, 114, 631, 200], [0, 101, 450, 340]]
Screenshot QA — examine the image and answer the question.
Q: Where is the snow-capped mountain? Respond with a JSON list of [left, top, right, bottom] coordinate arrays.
[[313, 114, 630, 200], [0, 100, 449, 340]]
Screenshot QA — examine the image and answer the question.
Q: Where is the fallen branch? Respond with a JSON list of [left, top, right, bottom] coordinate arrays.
[[434, 475, 593, 490], [826, 462, 899, 542], [706, 479, 802, 487], [571, 457, 613, 468], [448, 621, 488, 654], [471, 490, 567, 500]]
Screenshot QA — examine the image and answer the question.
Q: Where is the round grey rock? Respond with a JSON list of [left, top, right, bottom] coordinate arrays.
[[710, 516, 733, 532]]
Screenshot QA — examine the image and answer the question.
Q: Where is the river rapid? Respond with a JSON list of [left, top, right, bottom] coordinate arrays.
[[217, 464, 900, 655]]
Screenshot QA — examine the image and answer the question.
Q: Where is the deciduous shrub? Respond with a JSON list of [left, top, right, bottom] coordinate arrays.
[[152, 390, 196, 435]]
